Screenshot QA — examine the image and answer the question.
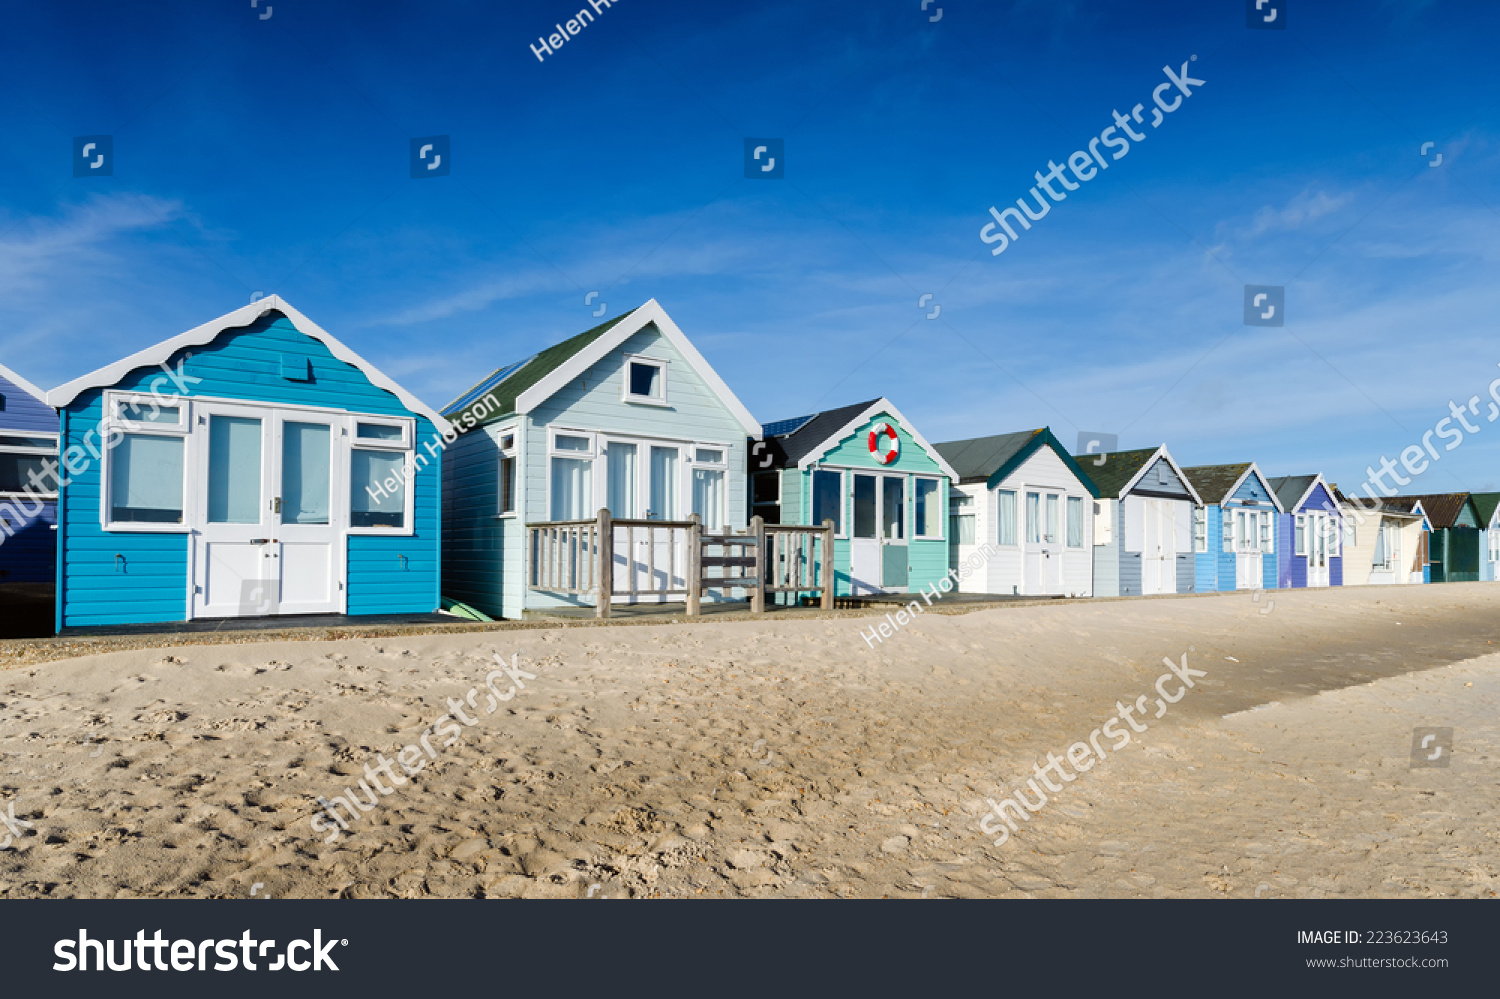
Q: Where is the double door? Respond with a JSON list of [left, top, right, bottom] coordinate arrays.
[[603, 437, 685, 601], [1140, 498, 1177, 595], [1022, 489, 1065, 595], [192, 403, 345, 618], [850, 473, 907, 593], [1233, 509, 1264, 589]]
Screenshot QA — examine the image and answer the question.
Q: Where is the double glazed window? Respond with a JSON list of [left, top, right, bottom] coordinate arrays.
[[105, 394, 187, 526], [550, 432, 595, 521], [350, 419, 412, 530], [1066, 496, 1084, 547], [949, 492, 975, 545], [1192, 507, 1207, 552], [691, 446, 726, 531], [0, 433, 59, 497], [995, 490, 1017, 546]]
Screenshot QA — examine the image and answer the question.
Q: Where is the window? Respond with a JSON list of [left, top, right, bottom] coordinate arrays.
[[0, 434, 58, 497], [852, 474, 876, 538], [1328, 516, 1341, 557], [207, 415, 262, 524], [813, 469, 843, 534], [497, 433, 516, 516], [649, 446, 679, 519], [1067, 496, 1083, 547], [1374, 524, 1390, 568], [283, 422, 331, 525], [606, 441, 638, 517], [1489, 527, 1500, 565], [1025, 492, 1041, 544], [1192, 507, 1207, 553], [1295, 514, 1306, 556], [996, 490, 1017, 546], [1259, 511, 1272, 553], [110, 434, 184, 523], [351, 449, 406, 528], [1044, 494, 1059, 544], [356, 421, 406, 443], [1224, 510, 1235, 552], [882, 477, 904, 540], [549, 431, 595, 521], [950, 492, 975, 546], [623, 356, 667, 404], [752, 471, 781, 526], [690, 445, 726, 531], [102, 392, 189, 529], [914, 477, 941, 538]]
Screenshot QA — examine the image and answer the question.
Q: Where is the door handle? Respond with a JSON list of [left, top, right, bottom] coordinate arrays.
[[272, 497, 282, 514], [250, 539, 270, 545]]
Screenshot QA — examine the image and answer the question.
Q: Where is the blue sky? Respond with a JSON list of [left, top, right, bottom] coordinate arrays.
[[3, 0, 1499, 492]]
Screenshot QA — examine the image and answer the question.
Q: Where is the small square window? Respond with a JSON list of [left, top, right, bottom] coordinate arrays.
[[623, 356, 667, 403], [694, 447, 723, 464], [500, 434, 515, 451]]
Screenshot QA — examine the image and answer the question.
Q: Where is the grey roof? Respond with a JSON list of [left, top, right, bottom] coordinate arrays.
[[933, 429, 1041, 484], [759, 399, 881, 468], [1268, 474, 1318, 512]]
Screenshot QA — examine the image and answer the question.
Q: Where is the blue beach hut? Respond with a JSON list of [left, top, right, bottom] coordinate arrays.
[[1268, 474, 1344, 588], [1182, 462, 1283, 592], [45, 298, 450, 629]]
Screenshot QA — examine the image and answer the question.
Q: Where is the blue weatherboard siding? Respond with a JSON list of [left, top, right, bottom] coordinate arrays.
[[1276, 481, 1340, 589], [0, 368, 59, 585], [58, 313, 439, 628]]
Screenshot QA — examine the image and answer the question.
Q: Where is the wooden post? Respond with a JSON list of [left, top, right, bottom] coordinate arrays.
[[595, 507, 612, 619], [686, 513, 702, 617], [750, 515, 766, 614], [821, 518, 835, 610]]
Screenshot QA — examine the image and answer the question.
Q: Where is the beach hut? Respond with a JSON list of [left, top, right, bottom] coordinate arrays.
[[1388, 493, 1481, 582], [932, 427, 1099, 597], [1267, 474, 1344, 588], [1334, 488, 1427, 585], [1181, 462, 1283, 592], [0, 363, 59, 636], [0, 363, 59, 584], [440, 300, 760, 619], [45, 297, 449, 629], [753, 397, 956, 597], [1380, 496, 1433, 583], [1082, 446, 1202, 597], [1470, 492, 1500, 581]]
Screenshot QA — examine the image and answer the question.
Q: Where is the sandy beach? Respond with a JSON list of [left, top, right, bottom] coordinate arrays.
[[0, 583, 1495, 899]]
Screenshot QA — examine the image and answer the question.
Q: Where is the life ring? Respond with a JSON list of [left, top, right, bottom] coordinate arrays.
[[868, 423, 900, 464]]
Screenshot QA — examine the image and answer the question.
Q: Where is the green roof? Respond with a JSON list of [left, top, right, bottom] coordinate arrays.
[[441, 311, 636, 427], [1471, 491, 1500, 527], [1080, 447, 1159, 498], [934, 427, 1099, 496]]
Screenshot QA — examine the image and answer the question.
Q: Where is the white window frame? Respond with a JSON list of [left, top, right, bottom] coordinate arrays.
[[811, 466, 847, 538], [546, 428, 599, 522], [1295, 513, 1307, 556], [100, 392, 192, 533], [1489, 526, 1500, 565], [995, 489, 1019, 547], [912, 475, 944, 540], [1192, 506, 1207, 553], [0, 431, 61, 499], [493, 425, 518, 518], [688, 441, 730, 529], [1259, 510, 1273, 554], [621, 354, 669, 407], [352, 417, 412, 450], [1066, 494, 1084, 548]]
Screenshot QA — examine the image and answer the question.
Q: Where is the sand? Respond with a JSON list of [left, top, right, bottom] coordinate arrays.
[[0, 583, 1496, 898]]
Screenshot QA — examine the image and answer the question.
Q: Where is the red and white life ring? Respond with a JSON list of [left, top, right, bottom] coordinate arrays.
[[868, 423, 900, 464]]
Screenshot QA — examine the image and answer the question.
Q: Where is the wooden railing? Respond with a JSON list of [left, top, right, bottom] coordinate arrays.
[[526, 511, 835, 618]]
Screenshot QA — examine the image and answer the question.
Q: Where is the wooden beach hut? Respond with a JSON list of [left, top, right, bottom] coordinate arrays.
[[1082, 445, 1202, 597], [1182, 462, 1283, 592], [1267, 474, 1344, 588]]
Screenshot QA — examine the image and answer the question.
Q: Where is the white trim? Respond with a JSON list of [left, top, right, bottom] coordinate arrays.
[[1111, 445, 1204, 505], [513, 299, 762, 437], [104, 390, 189, 435], [1210, 462, 1286, 514], [0, 431, 59, 455], [0, 362, 50, 407], [45, 295, 453, 435], [792, 398, 961, 481], [808, 466, 847, 539], [352, 416, 413, 449], [912, 475, 944, 540], [1281, 472, 1334, 515]]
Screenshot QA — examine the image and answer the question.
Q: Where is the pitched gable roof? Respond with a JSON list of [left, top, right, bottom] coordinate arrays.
[[443, 312, 631, 422], [1184, 462, 1284, 512], [1268, 474, 1320, 512], [1471, 491, 1500, 527], [45, 296, 450, 432], [0, 362, 48, 407], [764, 399, 880, 467], [441, 299, 759, 436], [1395, 493, 1476, 530], [934, 427, 1100, 496]]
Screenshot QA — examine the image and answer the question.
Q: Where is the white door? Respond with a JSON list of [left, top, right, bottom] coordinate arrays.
[[1141, 499, 1176, 595], [192, 404, 343, 618], [1023, 490, 1066, 595], [1234, 509, 1262, 589], [602, 438, 687, 603], [849, 473, 881, 594], [1307, 512, 1330, 587]]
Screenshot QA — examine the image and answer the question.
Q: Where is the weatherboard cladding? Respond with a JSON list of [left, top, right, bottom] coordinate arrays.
[[57, 313, 439, 628], [0, 366, 60, 584]]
